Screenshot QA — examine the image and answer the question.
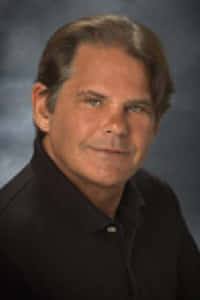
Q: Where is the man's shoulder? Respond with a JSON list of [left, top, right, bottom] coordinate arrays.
[[0, 163, 34, 214]]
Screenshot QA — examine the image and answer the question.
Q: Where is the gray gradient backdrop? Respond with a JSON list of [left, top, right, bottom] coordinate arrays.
[[0, 0, 199, 246]]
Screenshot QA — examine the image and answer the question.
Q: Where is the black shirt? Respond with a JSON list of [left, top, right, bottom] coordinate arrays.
[[0, 137, 199, 299]]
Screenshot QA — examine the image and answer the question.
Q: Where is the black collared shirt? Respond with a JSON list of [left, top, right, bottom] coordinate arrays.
[[0, 137, 199, 299]]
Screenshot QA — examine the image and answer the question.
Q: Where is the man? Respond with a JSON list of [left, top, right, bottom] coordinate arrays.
[[0, 14, 199, 300]]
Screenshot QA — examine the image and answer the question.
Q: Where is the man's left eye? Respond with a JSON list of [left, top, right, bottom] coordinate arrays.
[[128, 105, 144, 112]]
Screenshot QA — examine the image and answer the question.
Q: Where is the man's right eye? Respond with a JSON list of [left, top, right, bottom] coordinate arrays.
[[87, 99, 101, 106]]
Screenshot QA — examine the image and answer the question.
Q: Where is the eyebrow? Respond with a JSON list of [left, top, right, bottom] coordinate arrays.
[[77, 90, 108, 100], [76, 89, 153, 107]]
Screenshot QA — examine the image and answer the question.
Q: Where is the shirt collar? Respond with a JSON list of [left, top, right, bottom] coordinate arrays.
[[30, 136, 145, 233]]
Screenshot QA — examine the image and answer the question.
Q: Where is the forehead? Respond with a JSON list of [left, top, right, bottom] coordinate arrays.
[[60, 43, 152, 105], [71, 43, 150, 87]]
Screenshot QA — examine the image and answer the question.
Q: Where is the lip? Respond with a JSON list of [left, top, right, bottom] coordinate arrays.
[[91, 147, 129, 154]]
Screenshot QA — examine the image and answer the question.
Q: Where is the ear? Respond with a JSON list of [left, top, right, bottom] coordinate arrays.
[[31, 83, 51, 133]]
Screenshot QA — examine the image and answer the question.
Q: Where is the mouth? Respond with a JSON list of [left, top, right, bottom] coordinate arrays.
[[91, 147, 130, 155], [88, 147, 133, 169]]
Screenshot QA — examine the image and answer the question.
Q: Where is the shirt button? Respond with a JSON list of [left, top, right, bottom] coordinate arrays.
[[106, 225, 117, 233]]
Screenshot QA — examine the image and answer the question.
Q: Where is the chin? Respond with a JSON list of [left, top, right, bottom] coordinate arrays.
[[83, 170, 133, 188]]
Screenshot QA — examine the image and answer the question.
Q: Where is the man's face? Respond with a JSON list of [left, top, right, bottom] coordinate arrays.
[[41, 44, 159, 188]]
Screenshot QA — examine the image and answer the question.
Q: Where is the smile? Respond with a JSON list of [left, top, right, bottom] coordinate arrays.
[[90, 147, 130, 156]]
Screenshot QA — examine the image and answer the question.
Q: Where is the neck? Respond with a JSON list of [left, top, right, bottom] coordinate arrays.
[[71, 179, 125, 219]]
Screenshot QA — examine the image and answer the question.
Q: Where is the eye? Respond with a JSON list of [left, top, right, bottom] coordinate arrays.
[[127, 105, 144, 112], [87, 98, 101, 106]]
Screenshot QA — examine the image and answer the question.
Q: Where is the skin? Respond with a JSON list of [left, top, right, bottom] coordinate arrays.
[[32, 43, 160, 219]]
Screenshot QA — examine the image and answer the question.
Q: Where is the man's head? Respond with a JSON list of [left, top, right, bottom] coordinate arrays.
[[31, 14, 174, 188], [33, 14, 174, 139]]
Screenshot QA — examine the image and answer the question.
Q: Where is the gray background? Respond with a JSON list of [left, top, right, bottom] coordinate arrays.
[[0, 0, 199, 246]]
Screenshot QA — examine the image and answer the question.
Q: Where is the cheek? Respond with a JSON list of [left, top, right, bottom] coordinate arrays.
[[51, 110, 97, 149], [130, 119, 155, 148], [72, 110, 102, 139], [49, 111, 73, 149]]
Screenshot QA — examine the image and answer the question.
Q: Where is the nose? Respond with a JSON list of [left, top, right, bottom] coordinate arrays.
[[103, 108, 129, 137]]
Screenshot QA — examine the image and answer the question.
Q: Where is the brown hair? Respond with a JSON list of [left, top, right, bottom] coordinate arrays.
[[34, 14, 174, 138]]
